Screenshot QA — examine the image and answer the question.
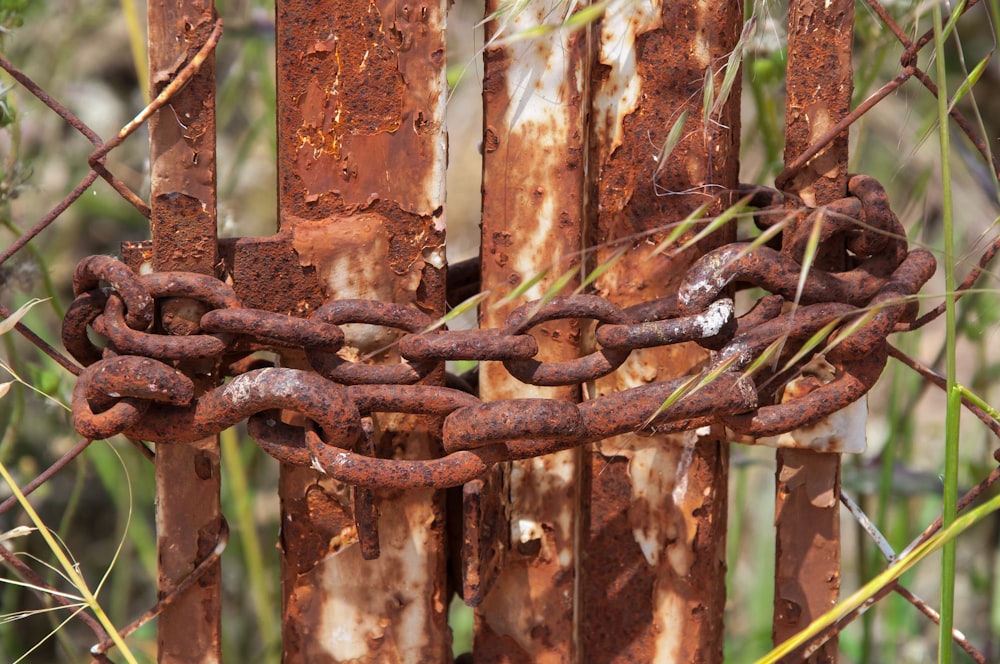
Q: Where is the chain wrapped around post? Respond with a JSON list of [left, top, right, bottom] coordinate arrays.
[[63, 177, 934, 492]]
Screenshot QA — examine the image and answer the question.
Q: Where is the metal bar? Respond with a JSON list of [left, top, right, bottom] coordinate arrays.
[[146, 2, 222, 662], [773, 0, 854, 661], [584, 1, 741, 661], [273, 1, 450, 660], [472, 0, 589, 659]]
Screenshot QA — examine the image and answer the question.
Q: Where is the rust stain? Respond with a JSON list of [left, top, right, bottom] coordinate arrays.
[[283, 426, 448, 663], [275, 1, 449, 660], [773, 0, 854, 660], [757, 356, 867, 453], [280, 0, 446, 216], [146, 2, 221, 662], [474, 0, 589, 660], [585, 0, 741, 661]]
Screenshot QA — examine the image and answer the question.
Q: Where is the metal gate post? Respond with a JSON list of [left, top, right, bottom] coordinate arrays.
[[147, 3, 223, 662], [473, 1, 590, 659], [585, 1, 741, 661], [773, 1, 853, 660], [272, 1, 451, 660]]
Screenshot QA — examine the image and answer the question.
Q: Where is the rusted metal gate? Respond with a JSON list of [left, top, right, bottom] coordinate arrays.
[[48, 0, 948, 661]]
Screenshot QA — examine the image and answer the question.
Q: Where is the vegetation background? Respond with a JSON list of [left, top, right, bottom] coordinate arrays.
[[0, 0, 998, 662]]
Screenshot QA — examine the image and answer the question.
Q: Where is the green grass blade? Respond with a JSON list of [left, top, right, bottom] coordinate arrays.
[[653, 110, 690, 183], [946, 52, 991, 113], [932, 4, 959, 661], [650, 195, 751, 259], [711, 17, 756, 118], [702, 66, 715, 128], [576, 245, 628, 294], [755, 490, 1000, 663], [0, 462, 138, 663], [794, 209, 825, 306], [424, 291, 491, 333], [496, 268, 550, 307]]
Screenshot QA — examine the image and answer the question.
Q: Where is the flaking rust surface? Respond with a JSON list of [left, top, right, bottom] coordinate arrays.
[[274, 1, 449, 661], [474, 1, 589, 661], [773, 1, 854, 661], [585, 1, 741, 661], [147, 2, 222, 663]]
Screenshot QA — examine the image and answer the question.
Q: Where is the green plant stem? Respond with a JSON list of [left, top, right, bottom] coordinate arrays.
[[756, 490, 1000, 663], [932, 5, 959, 662], [220, 427, 278, 653], [0, 461, 138, 664], [119, 0, 149, 104]]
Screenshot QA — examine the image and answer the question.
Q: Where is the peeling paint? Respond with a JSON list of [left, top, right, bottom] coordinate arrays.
[[585, 0, 741, 660], [275, 1, 450, 660], [475, 0, 588, 659], [592, 0, 664, 158]]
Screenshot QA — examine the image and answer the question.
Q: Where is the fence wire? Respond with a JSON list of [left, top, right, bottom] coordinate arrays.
[[0, 1, 997, 662]]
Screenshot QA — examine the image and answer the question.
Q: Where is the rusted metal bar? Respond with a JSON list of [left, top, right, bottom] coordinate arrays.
[[584, 1, 741, 661], [773, 0, 854, 661], [273, 1, 450, 660], [472, 0, 589, 657], [146, 2, 222, 662]]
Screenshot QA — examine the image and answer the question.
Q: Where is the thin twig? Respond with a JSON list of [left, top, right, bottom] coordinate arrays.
[[87, 18, 223, 166], [0, 438, 93, 516], [904, 234, 1000, 331], [0, 543, 110, 643], [893, 584, 987, 663], [0, 170, 99, 268], [90, 518, 229, 656], [887, 344, 1000, 441], [0, 303, 81, 375]]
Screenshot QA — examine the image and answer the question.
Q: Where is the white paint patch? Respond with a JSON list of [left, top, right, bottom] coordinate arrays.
[[598, 429, 698, 571], [501, 2, 579, 299], [671, 435, 697, 506], [222, 368, 276, 405], [514, 518, 544, 544], [316, 489, 438, 660], [423, 244, 446, 270], [652, 590, 685, 662], [593, 0, 664, 156], [696, 298, 734, 337], [758, 396, 868, 453]]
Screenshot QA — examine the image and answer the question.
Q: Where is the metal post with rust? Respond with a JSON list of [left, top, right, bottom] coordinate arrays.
[[273, 1, 451, 660], [147, 3, 223, 662], [585, 1, 742, 661], [773, 0, 854, 660], [472, 0, 589, 659]]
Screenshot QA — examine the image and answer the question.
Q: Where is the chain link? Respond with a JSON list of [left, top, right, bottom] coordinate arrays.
[[62, 177, 935, 489]]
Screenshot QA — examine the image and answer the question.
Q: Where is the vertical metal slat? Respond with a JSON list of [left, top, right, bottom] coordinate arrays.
[[147, 2, 222, 662], [473, 1, 590, 659], [585, 1, 742, 660], [274, 1, 451, 660]]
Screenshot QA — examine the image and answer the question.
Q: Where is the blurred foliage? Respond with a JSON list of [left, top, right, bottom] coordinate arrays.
[[0, 0, 997, 662]]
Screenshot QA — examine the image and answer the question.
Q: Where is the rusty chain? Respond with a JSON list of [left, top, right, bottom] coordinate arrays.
[[62, 175, 935, 490]]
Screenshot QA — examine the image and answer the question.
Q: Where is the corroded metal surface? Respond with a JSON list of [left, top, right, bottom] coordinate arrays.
[[474, 0, 589, 659], [146, 2, 222, 662], [585, 0, 741, 661], [273, 0, 450, 660], [774, 0, 854, 661]]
